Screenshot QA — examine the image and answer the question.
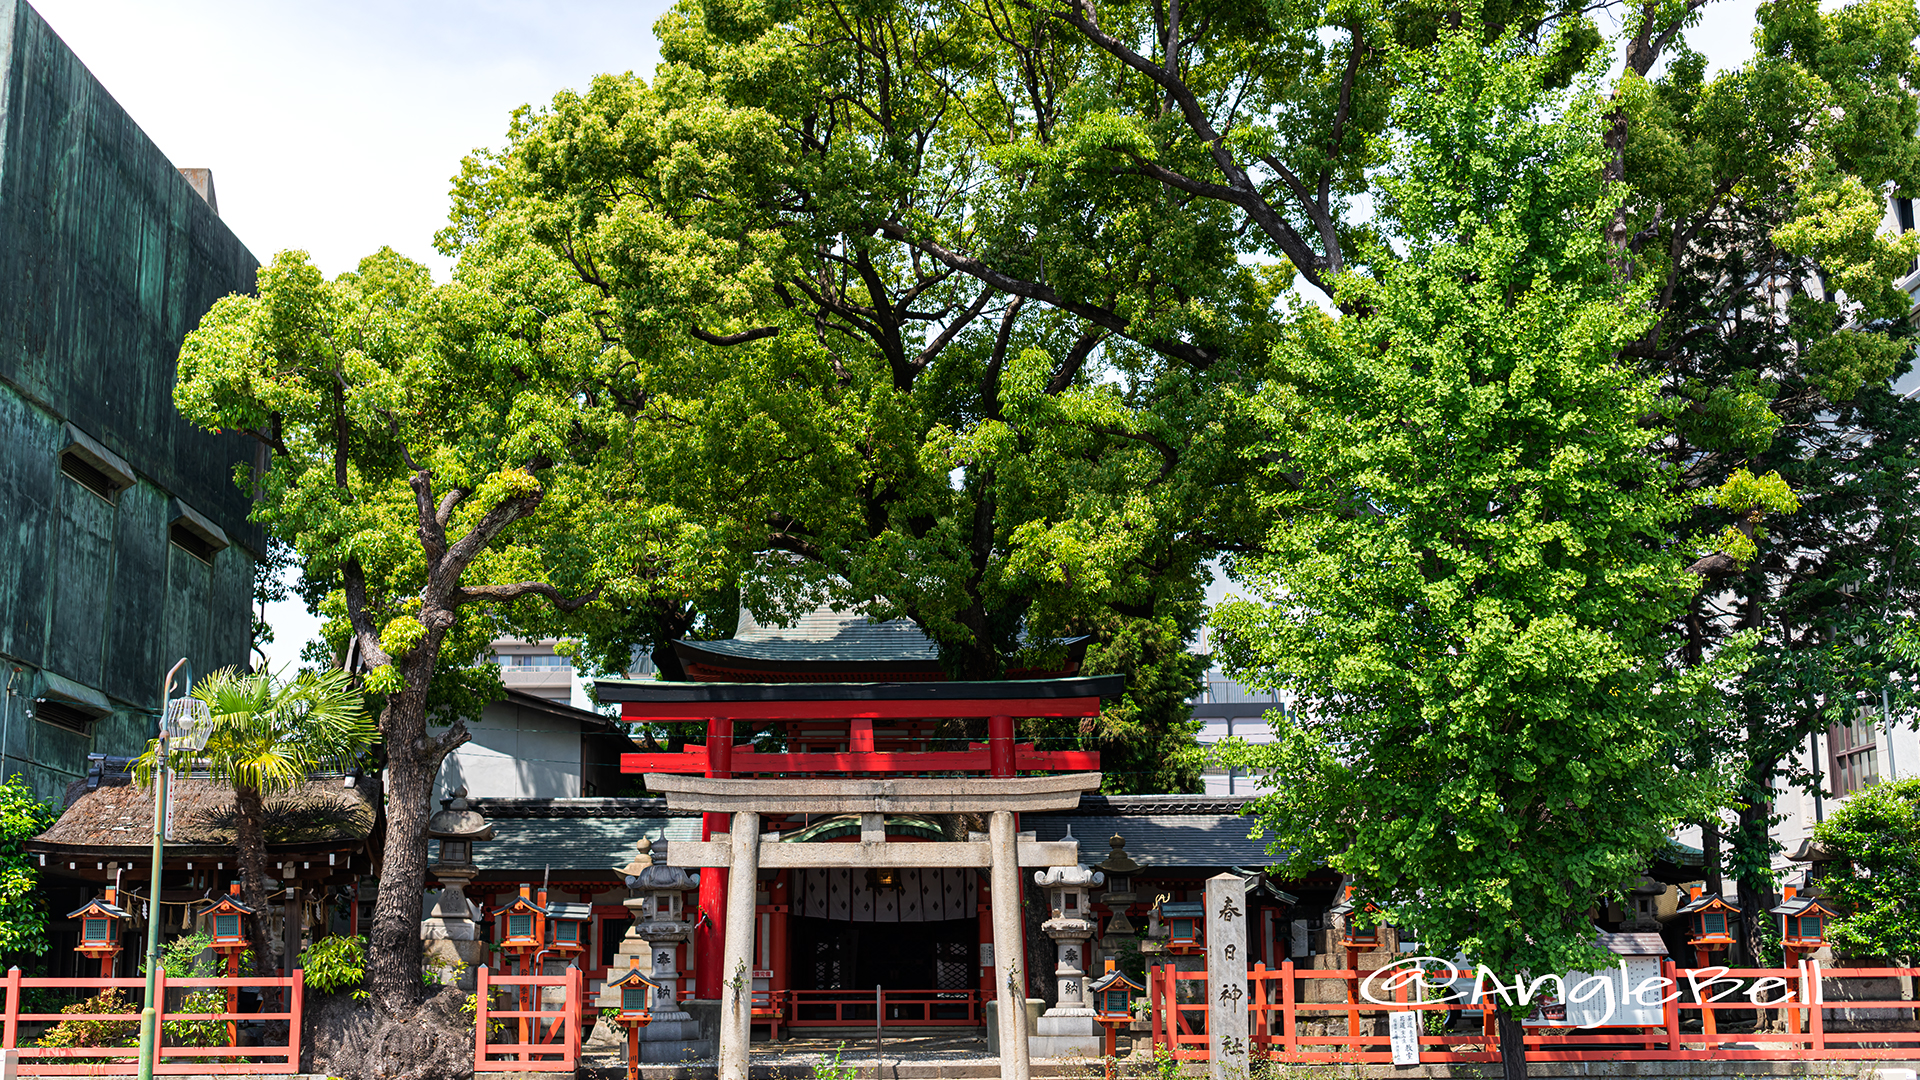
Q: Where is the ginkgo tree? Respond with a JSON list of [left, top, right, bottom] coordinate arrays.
[[1211, 27, 1722, 1078]]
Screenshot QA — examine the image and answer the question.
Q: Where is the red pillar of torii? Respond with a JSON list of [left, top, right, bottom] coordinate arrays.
[[606, 679, 1118, 1006], [696, 716, 731, 1000]]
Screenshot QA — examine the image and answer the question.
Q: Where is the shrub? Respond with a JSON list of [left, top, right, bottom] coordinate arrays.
[[299, 935, 369, 998], [33, 987, 139, 1052], [1813, 776, 1920, 961]]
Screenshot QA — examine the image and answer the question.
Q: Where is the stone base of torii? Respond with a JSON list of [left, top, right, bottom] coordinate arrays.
[[644, 772, 1102, 1080]]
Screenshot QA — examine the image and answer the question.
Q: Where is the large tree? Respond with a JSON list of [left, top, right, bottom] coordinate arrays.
[[173, 248, 744, 1010], [433, 0, 1615, 789], [1211, 27, 1718, 1075], [1610, 0, 1920, 947]]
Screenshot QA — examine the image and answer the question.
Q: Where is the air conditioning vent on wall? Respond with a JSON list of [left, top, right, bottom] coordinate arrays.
[[34, 698, 98, 735], [60, 450, 122, 502], [169, 521, 220, 563]]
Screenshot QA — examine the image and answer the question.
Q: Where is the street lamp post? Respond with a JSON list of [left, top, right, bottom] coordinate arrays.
[[135, 660, 213, 1080], [1882, 672, 1906, 783]]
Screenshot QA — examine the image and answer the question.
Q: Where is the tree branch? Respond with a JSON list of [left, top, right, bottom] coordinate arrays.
[[1047, 328, 1106, 394], [689, 325, 782, 347], [452, 581, 604, 612], [918, 285, 995, 368], [874, 219, 1218, 368]]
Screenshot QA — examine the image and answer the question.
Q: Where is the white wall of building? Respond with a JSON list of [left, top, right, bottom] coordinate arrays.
[[1770, 705, 1920, 873], [435, 697, 587, 802]]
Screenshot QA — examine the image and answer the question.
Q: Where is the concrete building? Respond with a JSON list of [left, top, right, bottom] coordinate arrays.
[[434, 689, 640, 803], [0, 0, 262, 801], [1190, 670, 1286, 797]]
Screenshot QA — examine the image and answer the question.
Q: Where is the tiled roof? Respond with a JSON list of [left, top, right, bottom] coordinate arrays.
[[697, 609, 941, 664], [468, 793, 1276, 873], [474, 813, 702, 874], [1072, 795, 1258, 815], [1022, 810, 1277, 870], [474, 798, 700, 818]]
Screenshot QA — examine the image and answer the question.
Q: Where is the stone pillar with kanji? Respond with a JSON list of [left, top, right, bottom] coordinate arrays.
[[1205, 873, 1249, 1080]]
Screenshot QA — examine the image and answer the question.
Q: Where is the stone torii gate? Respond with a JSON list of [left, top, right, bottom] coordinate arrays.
[[645, 771, 1102, 1080]]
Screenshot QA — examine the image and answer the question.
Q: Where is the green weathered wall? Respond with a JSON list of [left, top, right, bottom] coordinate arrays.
[[0, 0, 262, 802]]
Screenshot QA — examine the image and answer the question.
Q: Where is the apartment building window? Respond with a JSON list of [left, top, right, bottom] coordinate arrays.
[[1829, 714, 1882, 797], [496, 655, 572, 668]]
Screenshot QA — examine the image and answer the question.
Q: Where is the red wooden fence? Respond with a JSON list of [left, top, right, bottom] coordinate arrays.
[[1151, 960, 1920, 1063], [472, 964, 582, 1072], [0, 967, 302, 1075]]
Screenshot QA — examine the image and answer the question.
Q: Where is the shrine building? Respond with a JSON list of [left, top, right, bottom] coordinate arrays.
[[446, 609, 1330, 1075]]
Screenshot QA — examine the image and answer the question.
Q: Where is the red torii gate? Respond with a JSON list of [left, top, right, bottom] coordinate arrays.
[[602, 676, 1117, 1000]]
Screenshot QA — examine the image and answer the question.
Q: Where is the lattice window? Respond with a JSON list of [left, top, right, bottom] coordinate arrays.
[[1830, 714, 1881, 797], [933, 941, 972, 990]]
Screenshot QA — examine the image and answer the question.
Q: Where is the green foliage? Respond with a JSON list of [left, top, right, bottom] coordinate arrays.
[[164, 988, 234, 1050], [1617, 0, 1920, 943], [0, 774, 56, 957], [1215, 28, 1710, 995], [1812, 777, 1920, 961], [812, 1044, 860, 1080], [135, 668, 375, 797], [143, 930, 254, 979], [299, 934, 370, 998], [32, 987, 139, 1051]]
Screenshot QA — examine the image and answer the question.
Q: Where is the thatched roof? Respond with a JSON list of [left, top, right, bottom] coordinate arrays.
[[29, 773, 376, 858]]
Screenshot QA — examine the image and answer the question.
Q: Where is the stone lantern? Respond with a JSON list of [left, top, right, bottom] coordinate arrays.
[[1619, 875, 1667, 933], [1094, 834, 1143, 946], [1031, 858, 1105, 1058], [595, 839, 709, 1062], [422, 788, 492, 979]]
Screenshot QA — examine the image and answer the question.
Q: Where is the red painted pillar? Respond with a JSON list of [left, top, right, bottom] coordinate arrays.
[[696, 715, 733, 1000], [988, 714, 1015, 778]]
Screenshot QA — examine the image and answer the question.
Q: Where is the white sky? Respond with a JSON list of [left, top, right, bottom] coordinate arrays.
[[22, 0, 1782, 670]]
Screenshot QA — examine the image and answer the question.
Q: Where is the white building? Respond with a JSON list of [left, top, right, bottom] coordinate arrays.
[[1190, 670, 1288, 797]]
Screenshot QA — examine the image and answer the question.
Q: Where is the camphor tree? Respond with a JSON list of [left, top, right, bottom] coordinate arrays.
[[173, 248, 750, 1010], [1211, 28, 1717, 1077], [133, 668, 374, 975], [435, 8, 1278, 788], [434, 0, 1613, 790]]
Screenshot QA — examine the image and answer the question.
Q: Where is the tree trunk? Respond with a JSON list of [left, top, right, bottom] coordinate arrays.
[[363, 673, 438, 1014], [1497, 1009, 1528, 1080], [231, 785, 276, 976], [1733, 762, 1781, 966], [1701, 814, 1723, 897]]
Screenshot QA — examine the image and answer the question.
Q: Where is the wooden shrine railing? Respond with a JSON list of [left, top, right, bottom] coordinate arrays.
[[1150, 961, 1920, 1063], [0, 967, 303, 1075], [786, 988, 982, 1028], [473, 965, 582, 1072]]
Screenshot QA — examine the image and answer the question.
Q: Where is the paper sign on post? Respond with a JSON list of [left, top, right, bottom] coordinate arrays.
[[1389, 1010, 1421, 1065]]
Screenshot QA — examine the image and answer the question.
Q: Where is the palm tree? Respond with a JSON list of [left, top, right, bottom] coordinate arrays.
[[138, 668, 375, 973]]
